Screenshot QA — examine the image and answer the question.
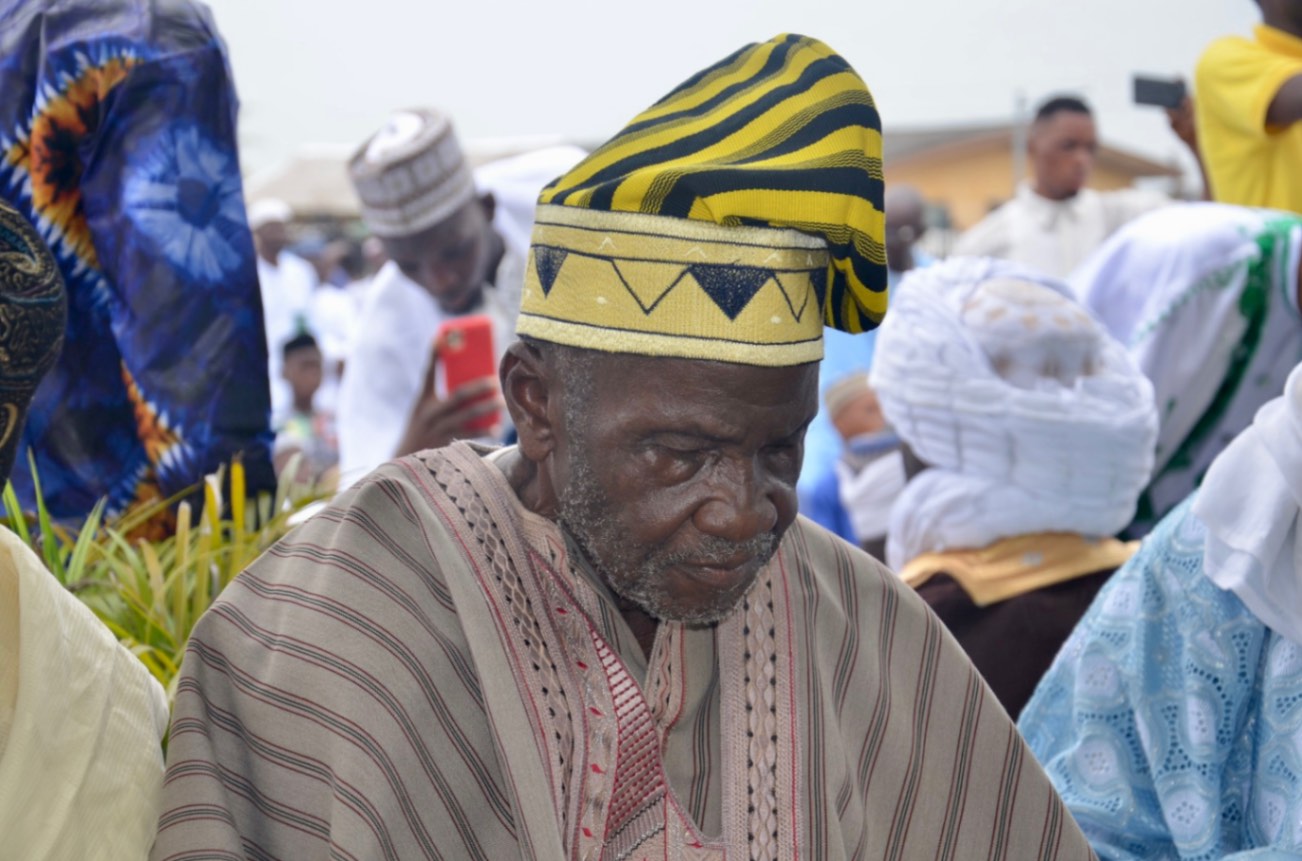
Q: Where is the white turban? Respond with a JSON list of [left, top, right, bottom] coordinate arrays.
[[870, 257, 1157, 571]]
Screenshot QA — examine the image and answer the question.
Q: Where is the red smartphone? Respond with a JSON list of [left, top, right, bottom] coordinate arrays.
[[435, 314, 500, 434]]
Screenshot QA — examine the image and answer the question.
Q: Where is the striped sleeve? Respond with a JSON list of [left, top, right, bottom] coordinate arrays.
[[150, 464, 522, 861], [784, 519, 1096, 860]]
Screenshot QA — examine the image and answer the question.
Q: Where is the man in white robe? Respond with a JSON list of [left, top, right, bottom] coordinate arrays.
[[249, 198, 318, 422], [337, 110, 583, 487], [955, 96, 1168, 278]]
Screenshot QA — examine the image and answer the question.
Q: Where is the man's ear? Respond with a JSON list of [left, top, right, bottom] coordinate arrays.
[[500, 340, 554, 463], [478, 192, 496, 227]]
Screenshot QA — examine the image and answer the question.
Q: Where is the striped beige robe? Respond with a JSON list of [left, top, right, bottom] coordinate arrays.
[[151, 443, 1094, 860]]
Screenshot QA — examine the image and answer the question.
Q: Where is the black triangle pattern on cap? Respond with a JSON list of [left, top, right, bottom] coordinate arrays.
[[610, 261, 692, 315], [533, 247, 569, 295], [772, 274, 812, 322], [688, 264, 773, 320], [809, 267, 828, 308]]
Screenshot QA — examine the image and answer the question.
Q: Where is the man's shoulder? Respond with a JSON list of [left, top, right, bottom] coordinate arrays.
[[782, 516, 910, 603], [222, 460, 438, 597], [1200, 32, 1269, 65], [1197, 31, 1291, 84], [189, 455, 478, 669], [954, 202, 1015, 257], [138, 0, 223, 44]]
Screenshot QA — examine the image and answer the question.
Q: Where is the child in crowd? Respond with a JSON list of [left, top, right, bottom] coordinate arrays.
[[825, 372, 906, 561], [273, 333, 339, 489]]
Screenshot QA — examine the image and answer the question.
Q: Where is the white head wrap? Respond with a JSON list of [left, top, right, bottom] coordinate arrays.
[[871, 258, 1157, 571], [1195, 362, 1302, 646], [348, 108, 477, 239], [246, 197, 293, 232]]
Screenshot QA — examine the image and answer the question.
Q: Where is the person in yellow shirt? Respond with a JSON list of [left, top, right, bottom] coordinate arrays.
[[1195, 0, 1302, 212]]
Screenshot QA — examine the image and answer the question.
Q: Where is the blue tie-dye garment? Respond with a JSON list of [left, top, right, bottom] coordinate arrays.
[[1021, 496, 1302, 860], [0, 0, 273, 523]]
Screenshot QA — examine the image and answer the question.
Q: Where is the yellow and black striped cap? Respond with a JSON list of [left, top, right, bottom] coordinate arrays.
[[517, 34, 886, 367]]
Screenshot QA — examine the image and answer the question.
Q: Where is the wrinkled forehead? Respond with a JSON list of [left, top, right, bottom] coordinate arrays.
[[579, 352, 820, 427]]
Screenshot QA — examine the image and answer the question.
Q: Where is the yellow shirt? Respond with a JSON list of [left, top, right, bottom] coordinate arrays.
[[1195, 24, 1302, 213]]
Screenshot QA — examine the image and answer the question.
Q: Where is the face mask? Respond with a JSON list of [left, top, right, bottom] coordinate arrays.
[[836, 447, 907, 543], [840, 428, 901, 472]]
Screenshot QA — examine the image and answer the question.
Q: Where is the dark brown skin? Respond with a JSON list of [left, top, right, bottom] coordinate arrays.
[[1030, 111, 1098, 202], [394, 353, 502, 457], [253, 221, 290, 266], [284, 344, 323, 415], [496, 342, 818, 657], [1254, 1, 1302, 127], [383, 194, 501, 316], [1165, 94, 1212, 200]]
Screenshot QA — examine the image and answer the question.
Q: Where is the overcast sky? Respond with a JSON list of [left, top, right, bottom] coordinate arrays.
[[208, 0, 1259, 184]]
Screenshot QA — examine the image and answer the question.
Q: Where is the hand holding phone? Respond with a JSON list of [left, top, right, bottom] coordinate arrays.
[[1133, 75, 1187, 109], [435, 314, 500, 434], [394, 316, 502, 456]]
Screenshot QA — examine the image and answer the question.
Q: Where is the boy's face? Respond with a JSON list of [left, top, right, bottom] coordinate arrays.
[[283, 346, 324, 404]]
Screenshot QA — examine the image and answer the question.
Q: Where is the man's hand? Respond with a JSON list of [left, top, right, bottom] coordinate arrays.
[[1166, 94, 1198, 150], [395, 346, 502, 456], [1166, 93, 1212, 200]]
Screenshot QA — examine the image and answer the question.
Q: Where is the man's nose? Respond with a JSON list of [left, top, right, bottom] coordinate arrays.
[[692, 459, 779, 543]]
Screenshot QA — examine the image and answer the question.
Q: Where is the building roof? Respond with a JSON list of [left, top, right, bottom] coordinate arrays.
[[883, 121, 1181, 178], [243, 135, 583, 220]]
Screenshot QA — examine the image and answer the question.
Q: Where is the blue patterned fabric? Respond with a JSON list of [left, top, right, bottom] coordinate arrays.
[[0, 0, 272, 521], [1021, 496, 1302, 860]]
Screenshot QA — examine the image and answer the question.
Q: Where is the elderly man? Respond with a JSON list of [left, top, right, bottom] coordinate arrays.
[[870, 258, 1157, 717], [1071, 202, 1302, 536], [338, 114, 584, 486], [955, 96, 1169, 278], [1022, 360, 1302, 858], [151, 35, 1093, 860]]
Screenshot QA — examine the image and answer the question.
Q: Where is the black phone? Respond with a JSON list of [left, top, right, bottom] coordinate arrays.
[[1133, 75, 1187, 109]]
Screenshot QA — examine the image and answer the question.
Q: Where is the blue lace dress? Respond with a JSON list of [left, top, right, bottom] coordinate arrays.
[[1021, 495, 1302, 860]]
